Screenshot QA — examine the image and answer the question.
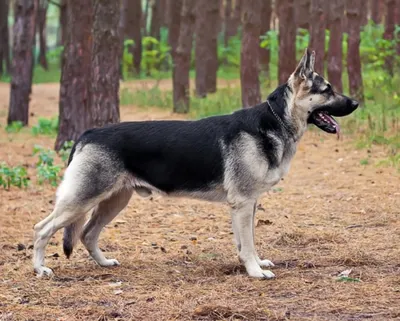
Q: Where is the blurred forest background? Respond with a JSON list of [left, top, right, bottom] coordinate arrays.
[[0, 0, 399, 160]]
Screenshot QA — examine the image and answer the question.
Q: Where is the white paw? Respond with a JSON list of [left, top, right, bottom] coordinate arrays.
[[34, 266, 54, 277], [258, 259, 275, 267], [99, 259, 120, 267], [247, 267, 276, 279], [260, 270, 275, 279]]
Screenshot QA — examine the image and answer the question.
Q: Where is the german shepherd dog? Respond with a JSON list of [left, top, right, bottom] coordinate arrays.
[[33, 49, 358, 279]]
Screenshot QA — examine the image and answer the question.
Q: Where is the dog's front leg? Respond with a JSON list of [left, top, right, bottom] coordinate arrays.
[[252, 204, 275, 268], [231, 199, 275, 279]]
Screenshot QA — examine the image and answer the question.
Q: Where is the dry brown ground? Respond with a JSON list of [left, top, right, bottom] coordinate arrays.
[[0, 83, 399, 321]]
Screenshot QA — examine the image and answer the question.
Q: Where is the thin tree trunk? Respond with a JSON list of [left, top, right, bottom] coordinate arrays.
[[55, 0, 93, 150], [159, 0, 167, 27], [384, 0, 396, 76], [57, 0, 67, 46], [346, 0, 364, 105], [168, 0, 183, 61], [0, 0, 11, 75], [195, 0, 219, 97], [370, 0, 383, 24], [296, 0, 310, 29], [150, 0, 160, 40], [126, 0, 142, 75], [240, 0, 261, 108], [327, 0, 343, 93], [223, 0, 232, 48], [89, 0, 120, 128], [207, 0, 220, 93], [396, 0, 400, 56], [37, 0, 48, 70], [259, 0, 272, 76], [173, 0, 195, 113], [277, 0, 296, 84], [309, 0, 325, 74], [8, 0, 37, 126], [229, 0, 241, 37], [119, 0, 127, 79], [142, 0, 149, 35]]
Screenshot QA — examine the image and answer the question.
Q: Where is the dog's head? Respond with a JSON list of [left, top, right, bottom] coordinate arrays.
[[288, 49, 359, 136]]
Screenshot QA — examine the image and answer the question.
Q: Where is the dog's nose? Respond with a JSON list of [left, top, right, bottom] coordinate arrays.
[[351, 99, 359, 109]]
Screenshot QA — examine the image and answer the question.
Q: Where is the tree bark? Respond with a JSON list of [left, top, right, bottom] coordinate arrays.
[[383, 0, 396, 76], [0, 0, 11, 75], [277, 0, 296, 84], [259, 0, 272, 76], [142, 0, 149, 35], [173, 0, 195, 113], [223, 0, 232, 47], [195, 0, 220, 97], [240, 0, 261, 108], [228, 0, 241, 38], [89, 0, 120, 128], [309, 0, 325, 74], [370, 0, 383, 24], [118, 0, 127, 79], [150, 0, 160, 40], [125, 0, 142, 75], [168, 0, 182, 61], [55, 0, 93, 150], [346, 0, 364, 105], [37, 0, 48, 70], [8, 0, 37, 126], [296, 0, 310, 29], [327, 0, 344, 93]]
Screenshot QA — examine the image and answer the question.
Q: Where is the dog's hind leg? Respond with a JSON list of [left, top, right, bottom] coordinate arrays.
[[81, 188, 133, 267], [231, 199, 275, 279], [252, 204, 275, 268]]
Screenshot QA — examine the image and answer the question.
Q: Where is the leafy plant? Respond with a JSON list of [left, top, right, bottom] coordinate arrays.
[[31, 117, 59, 136], [0, 164, 29, 190], [58, 140, 74, 165], [33, 145, 62, 186], [142, 36, 171, 76], [5, 121, 24, 133]]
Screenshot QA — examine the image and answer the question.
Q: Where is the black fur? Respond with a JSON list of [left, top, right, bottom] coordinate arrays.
[[70, 84, 293, 194]]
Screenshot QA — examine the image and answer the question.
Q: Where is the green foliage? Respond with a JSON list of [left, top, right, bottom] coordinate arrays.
[[33, 145, 62, 186], [31, 117, 59, 136], [5, 121, 24, 133], [47, 46, 64, 65], [0, 163, 29, 190], [142, 36, 171, 76], [58, 140, 74, 165]]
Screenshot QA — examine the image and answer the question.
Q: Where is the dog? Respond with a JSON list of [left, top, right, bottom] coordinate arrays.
[[33, 49, 359, 279]]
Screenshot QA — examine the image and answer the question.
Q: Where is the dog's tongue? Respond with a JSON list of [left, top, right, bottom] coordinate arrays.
[[321, 113, 341, 140]]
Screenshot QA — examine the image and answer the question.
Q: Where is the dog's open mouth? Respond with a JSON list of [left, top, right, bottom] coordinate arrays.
[[308, 111, 340, 138]]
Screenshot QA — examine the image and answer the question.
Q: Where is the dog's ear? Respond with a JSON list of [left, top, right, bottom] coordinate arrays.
[[293, 48, 315, 80]]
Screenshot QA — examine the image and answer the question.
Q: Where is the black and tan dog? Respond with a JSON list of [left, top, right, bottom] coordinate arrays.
[[33, 49, 358, 279]]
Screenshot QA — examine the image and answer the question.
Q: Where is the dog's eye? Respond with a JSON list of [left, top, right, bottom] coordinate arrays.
[[321, 85, 332, 94]]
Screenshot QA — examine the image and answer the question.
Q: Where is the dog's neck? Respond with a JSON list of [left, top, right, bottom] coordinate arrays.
[[266, 84, 307, 142]]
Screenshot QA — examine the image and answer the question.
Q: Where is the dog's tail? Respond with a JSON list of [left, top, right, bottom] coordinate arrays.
[[63, 216, 86, 258], [63, 140, 83, 259]]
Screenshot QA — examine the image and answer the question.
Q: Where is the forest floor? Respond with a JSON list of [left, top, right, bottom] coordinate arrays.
[[0, 82, 399, 321]]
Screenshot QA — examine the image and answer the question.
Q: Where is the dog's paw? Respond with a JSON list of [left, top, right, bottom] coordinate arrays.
[[261, 270, 276, 279], [247, 266, 276, 279], [99, 259, 120, 267], [258, 259, 275, 267], [34, 266, 54, 278]]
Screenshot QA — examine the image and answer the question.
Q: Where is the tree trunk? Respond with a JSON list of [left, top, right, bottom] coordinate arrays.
[[346, 0, 364, 105], [168, 0, 182, 61], [118, 0, 127, 79], [228, 0, 241, 38], [125, 0, 142, 75], [223, 0, 232, 47], [159, 0, 167, 27], [8, 0, 37, 126], [37, 0, 48, 70], [89, 0, 120, 128], [57, 0, 67, 47], [296, 0, 310, 29], [327, 0, 344, 93], [259, 0, 272, 76], [173, 0, 195, 113], [370, 0, 383, 24], [240, 0, 261, 108], [55, 0, 93, 150], [383, 0, 396, 76], [277, 0, 296, 84], [207, 0, 220, 93], [0, 0, 11, 75], [150, 0, 160, 40], [309, 0, 325, 74], [142, 0, 149, 35], [396, 0, 400, 56]]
